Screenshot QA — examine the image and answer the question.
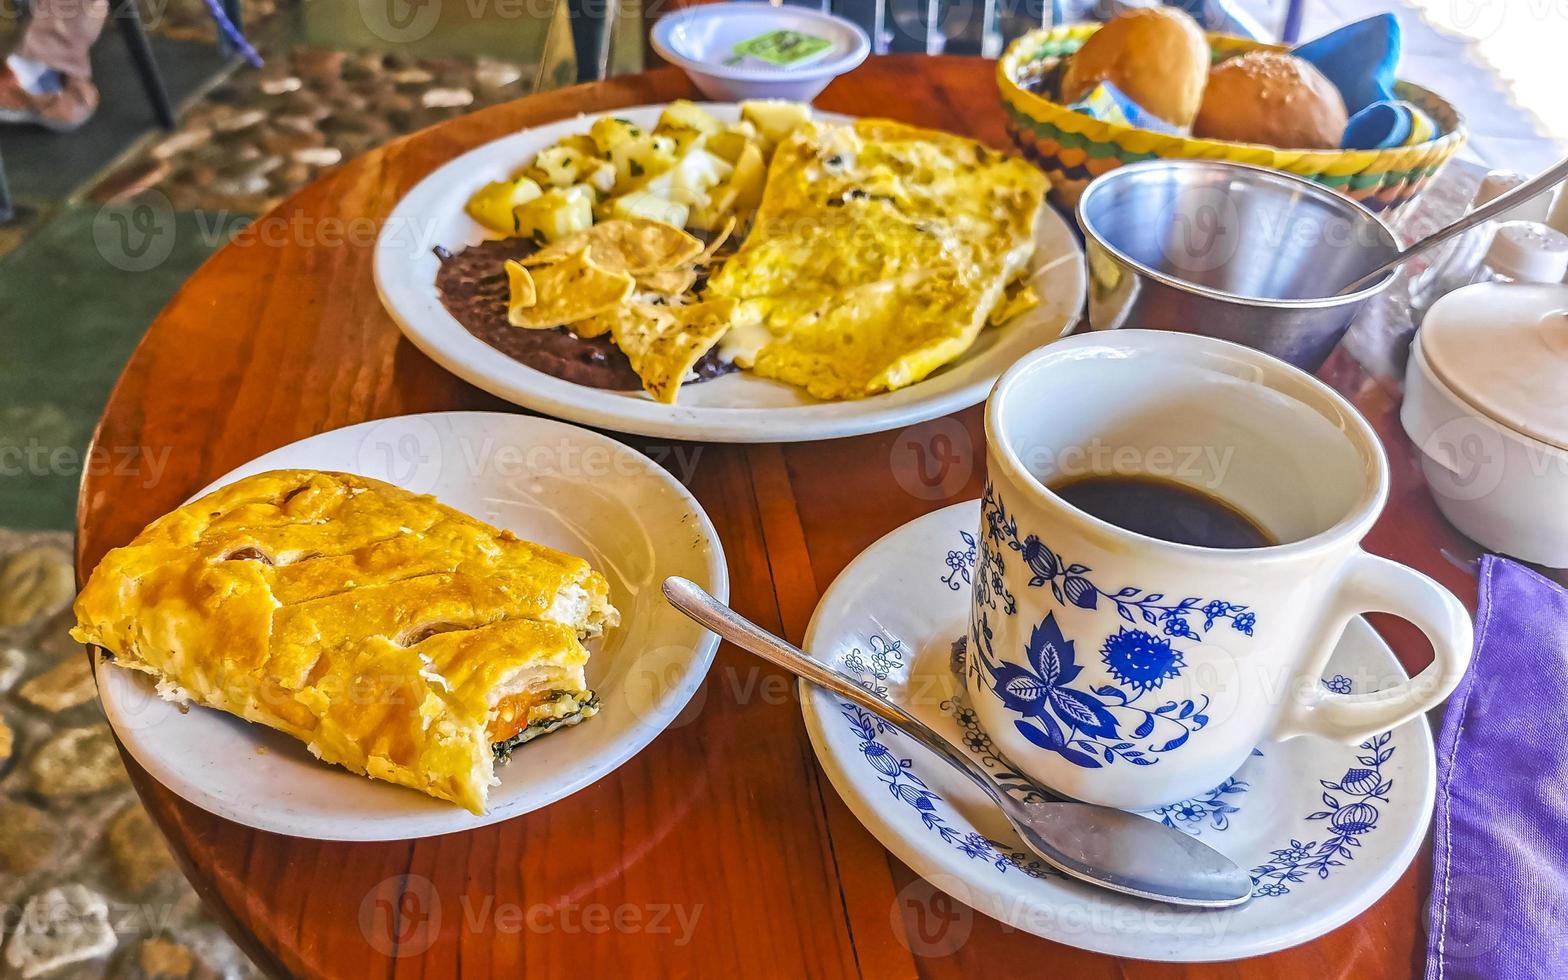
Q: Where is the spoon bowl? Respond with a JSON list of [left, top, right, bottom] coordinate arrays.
[[661, 576, 1254, 909]]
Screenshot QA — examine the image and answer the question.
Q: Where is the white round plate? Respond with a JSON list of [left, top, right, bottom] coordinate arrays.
[[96, 412, 727, 841], [373, 103, 1085, 443], [800, 501, 1436, 962]]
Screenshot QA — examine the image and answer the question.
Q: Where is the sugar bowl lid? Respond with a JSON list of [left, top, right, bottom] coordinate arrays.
[[1422, 281, 1568, 449]]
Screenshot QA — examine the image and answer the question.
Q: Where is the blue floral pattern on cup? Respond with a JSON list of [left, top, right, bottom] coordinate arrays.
[[965, 484, 1257, 771], [976, 484, 1257, 638], [967, 610, 1211, 769], [835, 632, 1395, 900], [893, 522, 1398, 900]]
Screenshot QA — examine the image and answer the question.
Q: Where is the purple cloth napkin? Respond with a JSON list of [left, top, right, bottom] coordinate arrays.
[[1427, 556, 1568, 979]]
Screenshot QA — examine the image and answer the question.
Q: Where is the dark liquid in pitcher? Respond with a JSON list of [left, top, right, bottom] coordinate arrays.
[[1050, 475, 1275, 550]]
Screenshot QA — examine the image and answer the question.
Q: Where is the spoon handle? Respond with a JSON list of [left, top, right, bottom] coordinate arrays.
[[1338, 155, 1568, 295], [661, 576, 1005, 806]]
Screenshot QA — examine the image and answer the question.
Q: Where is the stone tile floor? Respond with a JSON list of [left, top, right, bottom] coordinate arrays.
[[1, 8, 547, 978], [0, 532, 260, 979], [95, 43, 539, 214]]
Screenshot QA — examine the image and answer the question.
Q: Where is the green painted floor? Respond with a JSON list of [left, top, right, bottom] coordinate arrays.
[[0, 204, 227, 529]]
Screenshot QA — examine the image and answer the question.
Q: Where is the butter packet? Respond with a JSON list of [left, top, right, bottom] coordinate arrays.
[[726, 30, 833, 68]]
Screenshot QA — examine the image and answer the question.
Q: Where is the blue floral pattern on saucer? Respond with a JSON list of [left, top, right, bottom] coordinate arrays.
[[824, 523, 1401, 901], [835, 627, 1395, 899], [836, 696, 1054, 879], [802, 501, 1429, 954], [1249, 731, 1394, 896], [1154, 774, 1250, 833]]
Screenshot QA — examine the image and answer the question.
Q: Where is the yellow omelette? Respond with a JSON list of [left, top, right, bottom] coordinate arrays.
[[704, 119, 1047, 400]]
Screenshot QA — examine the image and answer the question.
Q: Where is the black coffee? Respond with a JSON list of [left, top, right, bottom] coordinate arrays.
[[1050, 475, 1274, 550]]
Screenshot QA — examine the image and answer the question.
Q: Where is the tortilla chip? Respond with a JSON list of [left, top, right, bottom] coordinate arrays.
[[566, 315, 613, 339], [508, 248, 636, 329], [505, 259, 536, 308], [607, 299, 742, 404], [636, 265, 698, 296], [520, 219, 703, 276], [697, 215, 737, 264]]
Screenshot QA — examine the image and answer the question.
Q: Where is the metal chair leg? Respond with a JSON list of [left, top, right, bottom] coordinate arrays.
[[0, 144, 15, 225], [113, 0, 177, 130], [220, 0, 246, 57], [567, 0, 612, 83], [835, 0, 889, 53], [1281, 0, 1305, 44]]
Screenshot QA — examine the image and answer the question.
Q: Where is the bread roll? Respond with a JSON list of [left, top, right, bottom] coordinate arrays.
[[1060, 7, 1210, 129], [1193, 51, 1349, 149]]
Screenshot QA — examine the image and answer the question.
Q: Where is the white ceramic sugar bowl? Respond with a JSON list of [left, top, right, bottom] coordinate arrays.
[[1402, 281, 1568, 565]]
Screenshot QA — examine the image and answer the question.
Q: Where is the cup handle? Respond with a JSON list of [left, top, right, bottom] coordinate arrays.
[[1272, 550, 1473, 744]]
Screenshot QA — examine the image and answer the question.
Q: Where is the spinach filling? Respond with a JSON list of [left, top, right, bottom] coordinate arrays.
[[491, 690, 600, 761]]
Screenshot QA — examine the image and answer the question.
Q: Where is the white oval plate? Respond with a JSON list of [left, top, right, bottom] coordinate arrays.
[[96, 412, 727, 841], [800, 501, 1436, 961], [373, 103, 1085, 443]]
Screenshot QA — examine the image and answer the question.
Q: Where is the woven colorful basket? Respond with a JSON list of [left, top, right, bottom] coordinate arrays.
[[999, 24, 1466, 213]]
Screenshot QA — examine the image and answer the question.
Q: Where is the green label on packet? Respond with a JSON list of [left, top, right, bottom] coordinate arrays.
[[729, 30, 834, 67]]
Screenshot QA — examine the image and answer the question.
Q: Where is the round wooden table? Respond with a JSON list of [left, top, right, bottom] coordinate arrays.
[[78, 57, 1480, 978]]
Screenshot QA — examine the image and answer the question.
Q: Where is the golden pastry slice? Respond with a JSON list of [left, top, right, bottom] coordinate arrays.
[[71, 469, 620, 814]]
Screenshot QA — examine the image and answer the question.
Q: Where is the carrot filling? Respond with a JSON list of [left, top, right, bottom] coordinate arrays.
[[487, 691, 555, 744]]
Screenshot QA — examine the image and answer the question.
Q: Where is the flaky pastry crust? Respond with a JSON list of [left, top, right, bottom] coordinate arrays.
[[72, 469, 619, 813]]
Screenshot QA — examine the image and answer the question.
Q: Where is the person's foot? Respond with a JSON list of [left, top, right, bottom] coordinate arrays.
[[0, 66, 98, 132]]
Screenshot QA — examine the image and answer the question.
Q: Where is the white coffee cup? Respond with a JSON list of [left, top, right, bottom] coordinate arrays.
[[966, 331, 1473, 810]]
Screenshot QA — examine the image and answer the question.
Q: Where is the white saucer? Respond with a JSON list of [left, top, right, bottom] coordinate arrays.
[[95, 412, 727, 841], [373, 103, 1084, 443], [799, 501, 1435, 962]]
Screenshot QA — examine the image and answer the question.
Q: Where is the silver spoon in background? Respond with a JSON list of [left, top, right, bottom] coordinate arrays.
[[662, 576, 1254, 909], [1335, 155, 1568, 295]]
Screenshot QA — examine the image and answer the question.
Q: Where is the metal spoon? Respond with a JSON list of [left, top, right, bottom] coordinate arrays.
[[1335, 155, 1568, 295], [662, 576, 1254, 909]]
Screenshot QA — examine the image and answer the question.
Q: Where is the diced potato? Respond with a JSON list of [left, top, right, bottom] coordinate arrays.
[[727, 142, 766, 211], [687, 184, 739, 232], [703, 130, 752, 165], [663, 127, 709, 155], [666, 148, 733, 205], [528, 146, 603, 188], [465, 177, 543, 234], [580, 158, 617, 193], [740, 100, 812, 148], [513, 184, 594, 242], [656, 100, 720, 136], [608, 190, 689, 229], [589, 116, 647, 155], [609, 134, 678, 187], [554, 134, 600, 158]]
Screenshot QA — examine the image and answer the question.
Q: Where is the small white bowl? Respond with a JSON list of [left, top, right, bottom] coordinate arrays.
[[651, 3, 871, 103], [1402, 329, 1568, 566]]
